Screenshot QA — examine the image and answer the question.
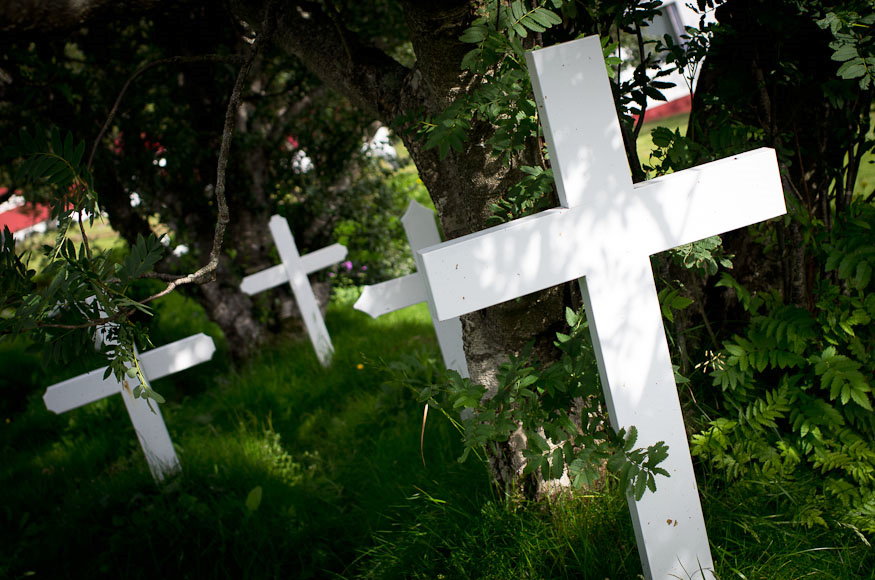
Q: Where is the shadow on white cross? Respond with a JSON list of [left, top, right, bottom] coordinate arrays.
[[43, 332, 216, 483], [417, 35, 786, 580], [240, 214, 347, 366], [354, 200, 468, 377]]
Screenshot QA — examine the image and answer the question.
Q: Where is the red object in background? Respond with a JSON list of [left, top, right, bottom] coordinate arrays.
[[0, 187, 54, 235], [633, 94, 693, 124]]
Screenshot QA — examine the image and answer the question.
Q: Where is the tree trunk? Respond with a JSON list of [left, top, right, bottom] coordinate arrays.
[[229, 0, 577, 493]]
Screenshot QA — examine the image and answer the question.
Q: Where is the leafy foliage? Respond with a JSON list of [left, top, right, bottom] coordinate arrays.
[[421, 0, 562, 163], [692, 203, 875, 532], [486, 165, 555, 225], [0, 128, 166, 404], [304, 154, 428, 287], [421, 0, 704, 226], [391, 306, 670, 501], [817, 9, 875, 90]]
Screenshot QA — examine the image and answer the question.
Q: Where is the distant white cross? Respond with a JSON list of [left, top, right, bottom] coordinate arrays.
[[240, 215, 347, 366], [354, 200, 468, 377], [43, 332, 216, 482], [417, 35, 786, 579]]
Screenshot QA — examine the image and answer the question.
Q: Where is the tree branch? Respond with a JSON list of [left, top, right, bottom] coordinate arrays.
[[139, 14, 271, 305], [0, 0, 163, 34], [230, 0, 411, 121]]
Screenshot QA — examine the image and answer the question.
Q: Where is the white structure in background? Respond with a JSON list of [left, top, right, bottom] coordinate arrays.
[[362, 126, 398, 161], [354, 200, 468, 377], [290, 125, 397, 174], [417, 36, 785, 579], [291, 149, 314, 173], [240, 214, 347, 366], [626, 1, 717, 118], [0, 193, 55, 240], [43, 324, 216, 482]]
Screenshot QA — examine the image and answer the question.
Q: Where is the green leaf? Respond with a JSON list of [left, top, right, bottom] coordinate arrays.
[[459, 24, 488, 44], [651, 127, 675, 148], [461, 47, 482, 70], [837, 59, 866, 79], [565, 306, 579, 327], [643, 85, 668, 102], [623, 426, 638, 451], [148, 389, 166, 404], [830, 44, 858, 62], [633, 471, 647, 500], [63, 131, 74, 161], [72, 139, 85, 168], [245, 486, 263, 512], [518, 374, 538, 388], [527, 8, 562, 28]]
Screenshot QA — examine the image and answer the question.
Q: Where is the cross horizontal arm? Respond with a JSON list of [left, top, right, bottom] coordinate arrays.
[[43, 333, 216, 413], [300, 243, 348, 274], [419, 148, 785, 321], [240, 243, 348, 296], [43, 366, 121, 413], [240, 265, 286, 295], [138, 333, 216, 381], [354, 273, 427, 318], [638, 148, 786, 255]]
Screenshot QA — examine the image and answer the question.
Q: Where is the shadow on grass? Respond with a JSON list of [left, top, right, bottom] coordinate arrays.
[[1, 292, 871, 579]]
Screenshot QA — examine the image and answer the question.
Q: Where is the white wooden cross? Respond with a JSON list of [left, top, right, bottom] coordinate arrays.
[[43, 332, 216, 482], [417, 36, 786, 579], [240, 214, 347, 366], [354, 200, 468, 377]]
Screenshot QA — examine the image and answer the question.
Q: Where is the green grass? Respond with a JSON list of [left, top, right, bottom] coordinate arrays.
[[854, 108, 875, 196], [636, 112, 689, 167], [1, 279, 872, 579], [16, 217, 125, 275]]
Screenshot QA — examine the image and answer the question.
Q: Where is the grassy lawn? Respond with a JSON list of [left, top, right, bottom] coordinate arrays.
[[15, 216, 126, 274], [636, 113, 689, 166], [854, 108, 875, 196], [1, 289, 871, 579]]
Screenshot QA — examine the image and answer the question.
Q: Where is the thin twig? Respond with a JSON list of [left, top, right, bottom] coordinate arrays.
[[141, 271, 185, 281], [141, 10, 274, 305], [35, 307, 135, 330]]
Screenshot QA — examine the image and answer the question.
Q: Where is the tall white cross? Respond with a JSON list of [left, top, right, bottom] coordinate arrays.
[[240, 214, 347, 366], [417, 36, 786, 579], [43, 332, 216, 482], [354, 200, 468, 377]]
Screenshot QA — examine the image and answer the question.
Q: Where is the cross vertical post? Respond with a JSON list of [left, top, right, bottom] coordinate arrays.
[[354, 200, 468, 377], [417, 35, 786, 579]]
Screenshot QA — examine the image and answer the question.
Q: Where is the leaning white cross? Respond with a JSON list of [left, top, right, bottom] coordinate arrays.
[[354, 200, 468, 377], [240, 214, 347, 366], [43, 331, 216, 482], [417, 35, 786, 579]]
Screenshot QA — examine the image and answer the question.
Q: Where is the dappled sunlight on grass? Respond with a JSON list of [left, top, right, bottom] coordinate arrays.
[[1, 285, 871, 578]]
